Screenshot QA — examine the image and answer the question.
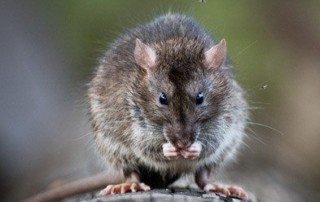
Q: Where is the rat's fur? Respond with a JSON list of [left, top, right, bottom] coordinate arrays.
[[88, 13, 248, 188]]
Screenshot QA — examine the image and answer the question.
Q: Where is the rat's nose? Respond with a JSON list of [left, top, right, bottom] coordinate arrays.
[[174, 140, 192, 150]]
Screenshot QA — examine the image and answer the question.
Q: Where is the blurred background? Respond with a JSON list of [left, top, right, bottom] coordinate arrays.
[[1, 0, 319, 201]]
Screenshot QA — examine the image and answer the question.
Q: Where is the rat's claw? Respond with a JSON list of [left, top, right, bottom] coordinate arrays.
[[99, 185, 113, 195], [204, 183, 230, 196], [162, 142, 177, 151], [162, 142, 180, 160], [99, 182, 151, 196], [204, 183, 247, 199], [228, 185, 248, 198], [138, 183, 151, 191], [181, 141, 202, 159]]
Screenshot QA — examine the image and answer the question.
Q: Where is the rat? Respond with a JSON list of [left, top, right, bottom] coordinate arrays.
[[25, 13, 248, 202], [88, 13, 248, 198]]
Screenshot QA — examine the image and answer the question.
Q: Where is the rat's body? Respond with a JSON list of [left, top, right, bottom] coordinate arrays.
[[24, 13, 248, 202], [88, 13, 248, 197]]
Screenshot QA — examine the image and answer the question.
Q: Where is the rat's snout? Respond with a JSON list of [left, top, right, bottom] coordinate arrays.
[[166, 123, 196, 150], [174, 139, 192, 150]]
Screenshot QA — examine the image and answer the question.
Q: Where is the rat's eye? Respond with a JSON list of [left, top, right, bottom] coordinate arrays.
[[196, 92, 204, 105], [159, 92, 169, 105]]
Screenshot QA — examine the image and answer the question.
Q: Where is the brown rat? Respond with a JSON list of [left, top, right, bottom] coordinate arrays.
[[25, 13, 249, 202], [88, 13, 248, 198]]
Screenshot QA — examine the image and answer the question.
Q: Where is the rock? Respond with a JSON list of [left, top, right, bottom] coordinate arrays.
[[63, 188, 256, 202]]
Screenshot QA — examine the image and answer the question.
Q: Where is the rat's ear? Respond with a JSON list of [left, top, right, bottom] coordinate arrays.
[[204, 39, 227, 69], [134, 38, 157, 70]]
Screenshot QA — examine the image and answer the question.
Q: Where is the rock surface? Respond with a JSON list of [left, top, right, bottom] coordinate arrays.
[[63, 188, 256, 202]]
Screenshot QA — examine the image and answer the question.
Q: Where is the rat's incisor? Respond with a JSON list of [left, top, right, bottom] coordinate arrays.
[[88, 13, 248, 198]]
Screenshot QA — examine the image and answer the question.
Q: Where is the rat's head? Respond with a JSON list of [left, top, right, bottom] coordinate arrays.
[[133, 38, 230, 150]]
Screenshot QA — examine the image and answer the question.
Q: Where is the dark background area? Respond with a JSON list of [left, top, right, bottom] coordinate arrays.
[[0, 1, 319, 201]]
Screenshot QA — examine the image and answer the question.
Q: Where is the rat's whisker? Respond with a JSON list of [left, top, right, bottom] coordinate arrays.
[[247, 121, 284, 136], [197, 137, 215, 149], [239, 139, 253, 152], [246, 127, 267, 145]]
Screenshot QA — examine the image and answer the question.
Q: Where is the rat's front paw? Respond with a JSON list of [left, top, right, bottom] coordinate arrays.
[[204, 183, 247, 199], [99, 182, 151, 195], [180, 141, 202, 159], [162, 142, 180, 160]]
